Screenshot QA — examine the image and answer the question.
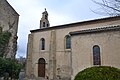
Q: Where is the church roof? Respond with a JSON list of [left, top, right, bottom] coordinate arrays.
[[30, 16, 120, 33], [70, 25, 120, 35]]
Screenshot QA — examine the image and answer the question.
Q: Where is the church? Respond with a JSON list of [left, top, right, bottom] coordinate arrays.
[[26, 9, 120, 80]]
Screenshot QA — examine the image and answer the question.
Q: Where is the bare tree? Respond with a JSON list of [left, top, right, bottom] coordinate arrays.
[[92, 0, 120, 16]]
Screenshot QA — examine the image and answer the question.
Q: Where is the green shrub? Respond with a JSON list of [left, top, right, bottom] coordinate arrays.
[[74, 66, 120, 80], [0, 57, 22, 79], [0, 31, 11, 57]]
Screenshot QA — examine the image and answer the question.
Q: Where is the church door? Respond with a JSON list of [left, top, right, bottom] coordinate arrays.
[[38, 58, 45, 77]]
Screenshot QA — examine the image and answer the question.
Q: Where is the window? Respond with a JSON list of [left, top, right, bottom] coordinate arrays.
[[45, 15, 47, 20], [47, 24, 49, 27], [43, 22, 45, 27], [40, 38, 45, 50], [93, 45, 101, 65], [65, 35, 71, 49]]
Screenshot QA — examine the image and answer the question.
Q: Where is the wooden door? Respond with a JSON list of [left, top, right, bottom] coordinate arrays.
[[38, 58, 45, 77]]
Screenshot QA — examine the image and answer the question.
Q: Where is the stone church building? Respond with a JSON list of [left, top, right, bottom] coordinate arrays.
[[0, 0, 19, 58], [26, 9, 120, 80]]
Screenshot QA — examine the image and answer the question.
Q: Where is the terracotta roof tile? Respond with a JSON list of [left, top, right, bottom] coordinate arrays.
[[70, 25, 120, 35]]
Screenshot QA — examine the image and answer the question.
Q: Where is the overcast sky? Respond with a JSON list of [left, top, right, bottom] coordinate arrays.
[[7, 0, 106, 58]]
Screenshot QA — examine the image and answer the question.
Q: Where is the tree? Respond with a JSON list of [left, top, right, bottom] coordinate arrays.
[[92, 0, 120, 16], [0, 57, 22, 79]]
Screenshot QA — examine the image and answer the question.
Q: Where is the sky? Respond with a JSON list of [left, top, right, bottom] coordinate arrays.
[[7, 0, 106, 58]]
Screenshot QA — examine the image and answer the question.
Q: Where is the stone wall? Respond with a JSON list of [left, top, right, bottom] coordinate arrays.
[[71, 28, 120, 79], [0, 0, 19, 58]]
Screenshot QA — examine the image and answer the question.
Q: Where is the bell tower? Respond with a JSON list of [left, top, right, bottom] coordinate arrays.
[[40, 8, 50, 29]]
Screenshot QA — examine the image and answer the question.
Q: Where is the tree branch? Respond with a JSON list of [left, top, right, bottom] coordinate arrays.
[[92, 0, 120, 16]]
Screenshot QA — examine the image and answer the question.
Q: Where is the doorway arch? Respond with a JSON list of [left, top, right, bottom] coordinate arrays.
[[38, 58, 45, 77]]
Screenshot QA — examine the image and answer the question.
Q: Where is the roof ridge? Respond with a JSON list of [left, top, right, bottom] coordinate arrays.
[[70, 25, 120, 35]]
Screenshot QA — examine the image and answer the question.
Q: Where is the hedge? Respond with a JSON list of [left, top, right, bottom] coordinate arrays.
[[74, 66, 120, 80]]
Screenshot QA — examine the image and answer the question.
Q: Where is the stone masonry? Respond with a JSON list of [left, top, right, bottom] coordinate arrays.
[[0, 0, 19, 58]]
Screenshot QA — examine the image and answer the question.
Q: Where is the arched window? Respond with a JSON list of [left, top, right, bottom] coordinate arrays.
[[47, 24, 49, 27], [38, 58, 45, 77], [40, 38, 45, 50], [43, 22, 45, 27], [45, 15, 47, 20], [65, 35, 71, 49], [93, 45, 101, 65]]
